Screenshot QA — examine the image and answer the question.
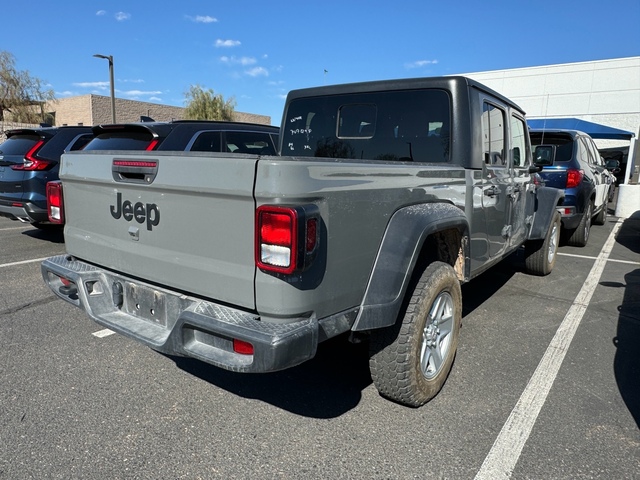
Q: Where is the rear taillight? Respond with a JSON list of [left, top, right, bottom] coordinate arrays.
[[11, 140, 54, 171], [566, 169, 584, 189], [256, 205, 320, 274], [145, 139, 159, 151], [47, 181, 65, 224]]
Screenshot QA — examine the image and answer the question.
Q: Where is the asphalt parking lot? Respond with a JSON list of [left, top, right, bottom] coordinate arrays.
[[1, 211, 638, 479]]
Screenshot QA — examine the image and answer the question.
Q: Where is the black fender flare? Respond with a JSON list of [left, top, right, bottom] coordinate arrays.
[[352, 202, 469, 332], [528, 186, 564, 240]]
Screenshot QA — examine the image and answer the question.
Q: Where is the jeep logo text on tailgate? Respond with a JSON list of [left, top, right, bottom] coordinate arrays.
[[110, 192, 160, 231]]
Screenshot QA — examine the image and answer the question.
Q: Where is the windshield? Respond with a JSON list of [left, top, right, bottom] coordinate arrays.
[[530, 133, 574, 163], [83, 131, 155, 150]]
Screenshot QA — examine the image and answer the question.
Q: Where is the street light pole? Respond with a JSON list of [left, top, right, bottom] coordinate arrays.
[[93, 54, 116, 123]]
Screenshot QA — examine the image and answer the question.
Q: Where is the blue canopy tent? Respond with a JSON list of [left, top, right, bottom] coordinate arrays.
[[526, 118, 635, 140]]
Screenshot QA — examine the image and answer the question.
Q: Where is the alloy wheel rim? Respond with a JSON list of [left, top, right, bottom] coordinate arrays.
[[420, 292, 454, 379], [547, 222, 559, 264]]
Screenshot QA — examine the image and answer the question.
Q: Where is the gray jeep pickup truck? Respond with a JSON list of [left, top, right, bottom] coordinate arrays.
[[42, 76, 562, 407]]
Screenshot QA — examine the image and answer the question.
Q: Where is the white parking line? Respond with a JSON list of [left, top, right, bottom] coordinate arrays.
[[0, 226, 30, 231], [0, 257, 49, 268], [558, 252, 640, 266], [475, 218, 623, 480], [92, 329, 115, 338]]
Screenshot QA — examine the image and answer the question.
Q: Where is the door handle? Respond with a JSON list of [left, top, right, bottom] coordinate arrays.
[[484, 186, 499, 197]]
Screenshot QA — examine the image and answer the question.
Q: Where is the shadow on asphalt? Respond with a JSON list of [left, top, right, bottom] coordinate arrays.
[[461, 254, 517, 317], [21, 226, 64, 244], [171, 333, 373, 418], [612, 268, 640, 429], [611, 214, 640, 428]]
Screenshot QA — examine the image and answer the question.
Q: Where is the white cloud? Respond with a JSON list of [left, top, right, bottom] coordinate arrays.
[[96, 10, 106, 16], [186, 15, 217, 23], [220, 56, 256, 66], [405, 59, 439, 69], [121, 78, 145, 84], [115, 12, 131, 21], [245, 67, 269, 77], [149, 97, 163, 102], [73, 81, 109, 89], [121, 90, 163, 96], [56, 91, 76, 97], [215, 39, 241, 48]]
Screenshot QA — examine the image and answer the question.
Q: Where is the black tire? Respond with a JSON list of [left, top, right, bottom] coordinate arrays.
[[369, 261, 462, 407], [593, 201, 607, 225], [567, 201, 592, 247], [524, 211, 560, 276]]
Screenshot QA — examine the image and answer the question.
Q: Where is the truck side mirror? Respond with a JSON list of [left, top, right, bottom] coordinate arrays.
[[533, 145, 555, 166]]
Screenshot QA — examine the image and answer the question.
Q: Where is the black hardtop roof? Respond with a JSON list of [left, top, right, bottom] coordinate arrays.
[[285, 75, 524, 114]]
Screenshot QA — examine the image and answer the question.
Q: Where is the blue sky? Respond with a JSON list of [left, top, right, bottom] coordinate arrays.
[[3, 1, 639, 125]]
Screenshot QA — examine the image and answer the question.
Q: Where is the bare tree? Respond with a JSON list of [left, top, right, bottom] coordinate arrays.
[[0, 51, 56, 124], [183, 85, 235, 121]]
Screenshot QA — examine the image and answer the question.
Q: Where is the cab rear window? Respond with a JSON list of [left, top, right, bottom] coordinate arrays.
[[283, 89, 451, 162], [83, 132, 155, 151]]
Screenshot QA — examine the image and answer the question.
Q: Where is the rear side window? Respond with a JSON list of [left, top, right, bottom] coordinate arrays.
[[0, 135, 40, 156], [510, 115, 530, 168], [189, 132, 222, 152], [283, 89, 451, 162], [83, 132, 155, 151], [68, 134, 94, 151], [225, 132, 276, 155], [482, 103, 506, 166]]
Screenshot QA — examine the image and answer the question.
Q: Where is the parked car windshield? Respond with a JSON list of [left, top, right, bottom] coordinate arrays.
[[83, 131, 155, 151], [283, 89, 451, 162], [530, 133, 573, 163]]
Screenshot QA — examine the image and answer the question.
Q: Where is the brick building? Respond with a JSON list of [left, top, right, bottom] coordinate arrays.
[[45, 94, 271, 127]]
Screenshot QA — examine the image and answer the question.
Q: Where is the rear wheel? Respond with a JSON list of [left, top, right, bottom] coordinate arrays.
[[567, 202, 592, 247], [369, 261, 462, 407], [525, 212, 560, 276]]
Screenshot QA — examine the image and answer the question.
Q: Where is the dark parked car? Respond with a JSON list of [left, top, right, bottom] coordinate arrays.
[[83, 120, 279, 154], [0, 126, 93, 228], [531, 129, 610, 247], [46, 120, 280, 225]]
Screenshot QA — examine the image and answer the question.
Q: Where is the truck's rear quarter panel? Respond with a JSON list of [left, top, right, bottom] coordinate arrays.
[[253, 156, 466, 320]]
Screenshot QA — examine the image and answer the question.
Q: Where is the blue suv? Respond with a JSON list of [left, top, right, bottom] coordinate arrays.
[[531, 129, 611, 247], [0, 127, 94, 228]]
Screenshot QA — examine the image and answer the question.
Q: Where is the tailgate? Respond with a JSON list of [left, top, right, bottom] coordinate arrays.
[[60, 151, 258, 310]]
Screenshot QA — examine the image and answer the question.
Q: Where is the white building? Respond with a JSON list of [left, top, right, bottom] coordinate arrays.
[[462, 56, 640, 189]]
